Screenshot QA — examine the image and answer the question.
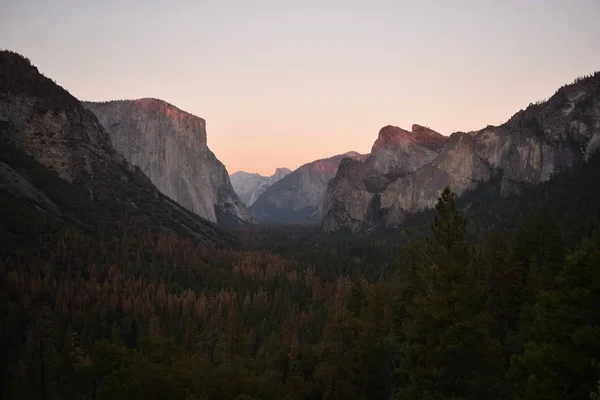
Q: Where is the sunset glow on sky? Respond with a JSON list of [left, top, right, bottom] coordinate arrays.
[[3, 0, 600, 175]]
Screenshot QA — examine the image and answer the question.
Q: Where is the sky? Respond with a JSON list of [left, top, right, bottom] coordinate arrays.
[[2, 1, 600, 175]]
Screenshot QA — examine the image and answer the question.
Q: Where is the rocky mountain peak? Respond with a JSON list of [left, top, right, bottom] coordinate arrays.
[[0, 51, 79, 111], [341, 151, 363, 158], [323, 71, 600, 233], [272, 167, 292, 180], [0, 50, 233, 244], [371, 124, 447, 154], [86, 98, 208, 147], [371, 126, 412, 152], [230, 167, 292, 207], [83, 99, 250, 224], [411, 124, 448, 150], [366, 124, 448, 177], [0, 51, 115, 183], [133, 98, 206, 124], [498, 72, 600, 144]]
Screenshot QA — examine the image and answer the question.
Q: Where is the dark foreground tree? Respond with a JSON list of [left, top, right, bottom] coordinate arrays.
[[510, 239, 600, 399], [396, 187, 502, 400]]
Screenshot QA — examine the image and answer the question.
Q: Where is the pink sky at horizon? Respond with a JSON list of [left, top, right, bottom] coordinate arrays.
[[3, 1, 600, 175]]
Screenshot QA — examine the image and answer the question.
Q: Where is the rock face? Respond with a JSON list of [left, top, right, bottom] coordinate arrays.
[[322, 125, 448, 232], [230, 167, 291, 206], [82, 99, 251, 225], [369, 124, 448, 177], [250, 152, 366, 223], [322, 72, 600, 232], [0, 50, 233, 245]]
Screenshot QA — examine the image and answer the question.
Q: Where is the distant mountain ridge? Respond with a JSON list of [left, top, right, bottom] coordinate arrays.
[[230, 167, 291, 206], [250, 152, 366, 223], [322, 71, 600, 232], [83, 99, 251, 225]]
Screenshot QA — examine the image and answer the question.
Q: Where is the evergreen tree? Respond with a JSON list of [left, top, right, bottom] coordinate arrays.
[[481, 232, 524, 344], [355, 284, 396, 400], [215, 307, 247, 368], [428, 187, 469, 269], [510, 239, 600, 399], [396, 187, 502, 400], [513, 211, 564, 296], [315, 309, 359, 400]]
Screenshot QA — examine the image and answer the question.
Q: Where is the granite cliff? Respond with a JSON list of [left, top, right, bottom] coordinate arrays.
[[230, 167, 291, 206], [250, 152, 366, 223], [82, 99, 250, 225], [322, 125, 448, 232], [322, 73, 600, 232], [0, 50, 233, 245]]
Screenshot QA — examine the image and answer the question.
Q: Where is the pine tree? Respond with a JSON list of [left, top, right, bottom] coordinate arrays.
[[428, 187, 468, 269], [513, 211, 564, 297], [396, 187, 502, 400], [356, 284, 395, 399], [510, 239, 600, 399], [482, 232, 524, 342], [215, 307, 246, 368], [315, 309, 359, 400]]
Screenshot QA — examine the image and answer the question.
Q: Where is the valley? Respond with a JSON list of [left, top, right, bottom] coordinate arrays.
[[1, 48, 599, 400]]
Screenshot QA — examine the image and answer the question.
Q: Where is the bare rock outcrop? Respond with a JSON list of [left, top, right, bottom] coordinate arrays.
[[322, 72, 600, 232], [0, 50, 232, 244], [83, 99, 251, 224], [322, 125, 448, 232]]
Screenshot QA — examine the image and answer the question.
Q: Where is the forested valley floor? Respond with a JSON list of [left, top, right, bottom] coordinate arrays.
[[2, 159, 600, 399]]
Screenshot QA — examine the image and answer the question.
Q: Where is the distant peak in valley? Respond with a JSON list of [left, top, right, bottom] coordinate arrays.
[[274, 167, 292, 174], [340, 151, 363, 158], [231, 167, 291, 180], [230, 167, 292, 207]]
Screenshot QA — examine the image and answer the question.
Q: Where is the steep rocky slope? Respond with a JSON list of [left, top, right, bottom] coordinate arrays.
[[250, 152, 366, 223], [230, 167, 291, 206], [368, 124, 448, 177], [82, 99, 250, 225], [322, 72, 600, 232], [322, 125, 448, 232], [0, 50, 233, 245]]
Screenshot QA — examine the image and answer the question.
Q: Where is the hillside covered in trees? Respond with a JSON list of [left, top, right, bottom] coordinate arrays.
[[1, 50, 600, 400], [2, 156, 600, 399]]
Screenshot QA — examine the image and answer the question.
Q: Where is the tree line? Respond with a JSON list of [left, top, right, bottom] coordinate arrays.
[[1, 187, 599, 399]]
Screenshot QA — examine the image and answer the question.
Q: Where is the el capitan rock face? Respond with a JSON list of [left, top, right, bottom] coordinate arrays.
[[0, 50, 233, 245], [83, 99, 251, 225], [250, 152, 366, 223], [322, 72, 600, 232], [230, 167, 292, 206]]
